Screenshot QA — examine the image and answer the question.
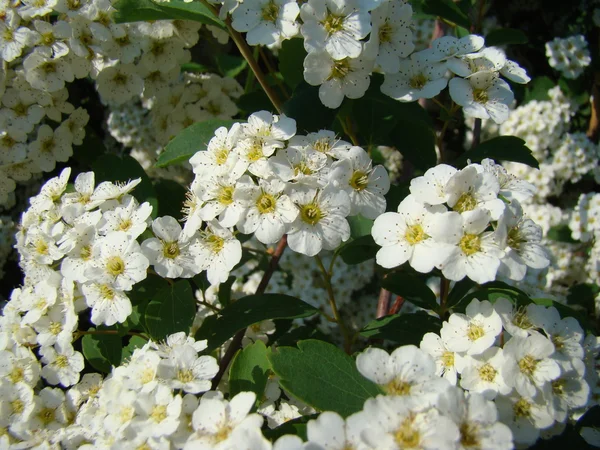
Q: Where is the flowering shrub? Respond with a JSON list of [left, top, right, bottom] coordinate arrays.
[[1, 0, 600, 449]]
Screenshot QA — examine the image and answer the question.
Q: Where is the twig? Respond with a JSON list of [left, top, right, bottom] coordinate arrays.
[[388, 296, 405, 315], [315, 254, 353, 354], [210, 235, 288, 389], [471, 118, 482, 150], [341, 116, 360, 146], [376, 288, 392, 319], [200, 0, 283, 114], [587, 72, 600, 143], [259, 46, 290, 99]]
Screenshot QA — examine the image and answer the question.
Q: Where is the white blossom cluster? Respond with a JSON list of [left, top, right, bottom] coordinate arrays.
[[353, 298, 600, 448], [0, 0, 225, 205], [184, 110, 390, 282], [545, 34, 592, 79], [372, 159, 550, 284]]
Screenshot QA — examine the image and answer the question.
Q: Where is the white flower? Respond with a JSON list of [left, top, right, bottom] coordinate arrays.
[[543, 359, 589, 422], [194, 221, 242, 286], [356, 345, 449, 408], [288, 129, 352, 159], [98, 196, 152, 239], [235, 177, 298, 244], [480, 158, 536, 203], [500, 59, 531, 84], [420, 332, 461, 385], [449, 72, 514, 124], [418, 35, 485, 63], [142, 216, 201, 279], [361, 395, 460, 450], [33, 302, 77, 348], [329, 146, 390, 219], [131, 384, 182, 438], [445, 165, 505, 220], [496, 199, 550, 281], [437, 389, 513, 450], [501, 333, 562, 397], [366, 0, 414, 74], [96, 64, 144, 105], [440, 299, 503, 356], [496, 391, 554, 446], [447, 47, 506, 78], [268, 146, 328, 186], [371, 194, 459, 272], [29, 386, 68, 432], [493, 298, 537, 338], [189, 124, 244, 179], [28, 124, 73, 172], [440, 208, 504, 284], [459, 347, 511, 399], [306, 411, 368, 450], [23, 49, 74, 92], [85, 231, 150, 291], [300, 0, 371, 60], [231, 0, 300, 46], [287, 185, 351, 256], [40, 342, 84, 387], [0, 20, 39, 62], [304, 51, 374, 109], [157, 344, 218, 394], [409, 163, 457, 206], [381, 53, 448, 102], [0, 383, 35, 427]]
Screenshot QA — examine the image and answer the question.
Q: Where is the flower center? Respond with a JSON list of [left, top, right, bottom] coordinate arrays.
[[453, 192, 477, 212], [261, 1, 278, 21], [300, 203, 324, 225], [552, 379, 566, 396], [118, 218, 132, 231], [177, 369, 195, 383], [38, 407, 56, 425], [41, 61, 57, 74], [294, 162, 313, 176], [217, 185, 234, 205], [207, 233, 225, 253], [323, 13, 345, 34], [150, 405, 168, 423], [99, 284, 115, 300], [460, 423, 480, 448], [507, 227, 523, 250], [467, 323, 485, 341], [9, 367, 24, 384], [518, 354, 538, 377], [385, 379, 411, 396], [247, 142, 264, 162], [55, 355, 69, 368], [394, 416, 420, 448], [11, 399, 24, 414], [163, 242, 180, 259], [473, 88, 489, 104], [404, 224, 428, 245], [349, 170, 369, 191], [459, 234, 481, 256], [441, 351, 454, 368], [379, 21, 394, 43], [215, 148, 229, 165], [478, 363, 497, 382], [106, 256, 126, 276], [80, 245, 92, 260], [256, 192, 277, 214], [329, 59, 351, 80], [512, 307, 533, 330], [49, 322, 62, 335], [513, 398, 531, 418], [409, 73, 428, 89], [313, 137, 331, 153]]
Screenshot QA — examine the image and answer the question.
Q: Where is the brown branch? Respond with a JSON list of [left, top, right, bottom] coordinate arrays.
[[376, 288, 392, 318], [388, 296, 405, 315], [587, 72, 600, 144], [211, 236, 288, 389]]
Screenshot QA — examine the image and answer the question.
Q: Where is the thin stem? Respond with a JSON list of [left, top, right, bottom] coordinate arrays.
[[198, 300, 221, 313], [388, 296, 405, 315], [259, 46, 290, 99], [211, 235, 288, 389], [471, 118, 482, 150], [200, 0, 283, 113], [315, 254, 352, 354], [243, 247, 270, 256], [341, 116, 360, 146], [376, 288, 392, 319]]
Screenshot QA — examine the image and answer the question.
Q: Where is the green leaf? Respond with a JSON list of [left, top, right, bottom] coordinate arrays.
[[217, 275, 237, 308], [283, 82, 337, 133], [180, 62, 210, 73], [279, 38, 307, 90], [82, 331, 123, 373], [153, 179, 187, 220], [274, 325, 332, 347], [447, 278, 477, 308], [453, 136, 539, 169], [485, 28, 528, 46], [144, 280, 196, 341], [195, 294, 319, 353], [388, 116, 437, 172], [421, 0, 471, 29], [381, 272, 438, 310], [121, 335, 149, 362], [451, 280, 532, 311], [155, 119, 239, 168], [215, 54, 248, 78], [347, 215, 373, 239], [524, 76, 555, 103], [360, 312, 442, 344], [385, 184, 410, 213], [113, 0, 224, 28], [229, 340, 272, 400], [338, 235, 378, 265], [547, 224, 577, 243], [268, 340, 381, 417], [263, 415, 315, 441]]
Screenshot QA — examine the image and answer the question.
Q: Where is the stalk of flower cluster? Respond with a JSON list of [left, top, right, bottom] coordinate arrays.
[[211, 235, 289, 389], [199, 0, 283, 114], [315, 254, 353, 354]]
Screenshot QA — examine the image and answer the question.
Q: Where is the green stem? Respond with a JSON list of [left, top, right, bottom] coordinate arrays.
[[315, 254, 352, 354], [200, 0, 283, 114]]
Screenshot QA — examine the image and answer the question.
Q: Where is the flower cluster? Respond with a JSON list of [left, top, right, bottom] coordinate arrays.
[[184, 110, 389, 282], [545, 35, 591, 79], [372, 159, 549, 284], [353, 298, 600, 448]]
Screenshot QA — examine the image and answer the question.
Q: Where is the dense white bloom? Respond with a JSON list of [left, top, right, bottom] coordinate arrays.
[[445, 165, 505, 220], [195, 220, 242, 285], [189, 124, 244, 179], [420, 332, 460, 385], [96, 64, 144, 105], [131, 384, 182, 438], [40, 342, 84, 387], [381, 53, 448, 101], [441, 299, 503, 356], [371, 194, 459, 272], [419, 35, 485, 63], [157, 343, 218, 394], [493, 298, 537, 338], [300, 0, 371, 60], [97, 196, 152, 239], [545, 35, 591, 79], [501, 333, 561, 397], [81, 282, 132, 326], [449, 72, 514, 124], [496, 391, 554, 446], [287, 185, 351, 256], [231, 0, 300, 46], [459, 347, 511, 399]]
